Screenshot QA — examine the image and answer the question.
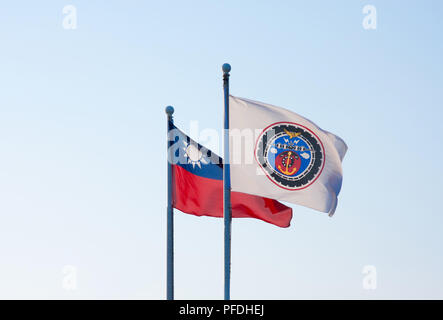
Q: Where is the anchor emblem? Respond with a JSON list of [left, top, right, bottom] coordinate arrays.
[[276, 151, 300, 176]]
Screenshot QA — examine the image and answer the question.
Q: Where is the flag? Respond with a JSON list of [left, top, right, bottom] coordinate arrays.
[[168, 122, 293, 228], [229, 96, 347, 216]]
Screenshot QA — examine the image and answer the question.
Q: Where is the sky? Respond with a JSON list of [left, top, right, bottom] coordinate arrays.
[[0, 0, 442, 299]]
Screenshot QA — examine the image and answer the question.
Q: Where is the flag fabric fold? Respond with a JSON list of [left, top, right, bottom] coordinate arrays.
[[169, 123, 293, 228], [229, 95, 347, 216]]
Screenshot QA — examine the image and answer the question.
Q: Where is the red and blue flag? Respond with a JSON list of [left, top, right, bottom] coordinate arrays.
[[169, 123, 292, 228]]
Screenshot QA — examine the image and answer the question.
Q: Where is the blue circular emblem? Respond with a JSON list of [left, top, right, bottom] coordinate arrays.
[[255, 122, 325, 190]]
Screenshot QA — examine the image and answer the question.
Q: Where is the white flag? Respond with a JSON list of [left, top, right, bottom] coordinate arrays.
[[229, 96, 347, 216]]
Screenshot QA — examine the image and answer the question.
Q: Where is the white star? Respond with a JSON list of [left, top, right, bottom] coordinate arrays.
[[183, 141, 207, 168]]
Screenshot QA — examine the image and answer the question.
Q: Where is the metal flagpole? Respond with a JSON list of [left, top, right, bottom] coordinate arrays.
[[165, 105, 175, 300], [222, 63, 232, 300]]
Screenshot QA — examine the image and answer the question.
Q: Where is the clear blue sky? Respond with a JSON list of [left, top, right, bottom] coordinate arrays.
[[1, 0, 442, 299]]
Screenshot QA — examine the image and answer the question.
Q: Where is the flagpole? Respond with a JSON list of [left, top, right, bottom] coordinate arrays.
[[165, 105, 175, 300], [222, 63, 232, 300]]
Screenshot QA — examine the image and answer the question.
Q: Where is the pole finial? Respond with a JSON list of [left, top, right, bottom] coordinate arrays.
[[222, 63, 231, 74], [165, 105, 174, 116]]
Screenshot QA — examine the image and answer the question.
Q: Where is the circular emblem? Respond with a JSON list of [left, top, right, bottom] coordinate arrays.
[[255, 122, 325, 190]]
